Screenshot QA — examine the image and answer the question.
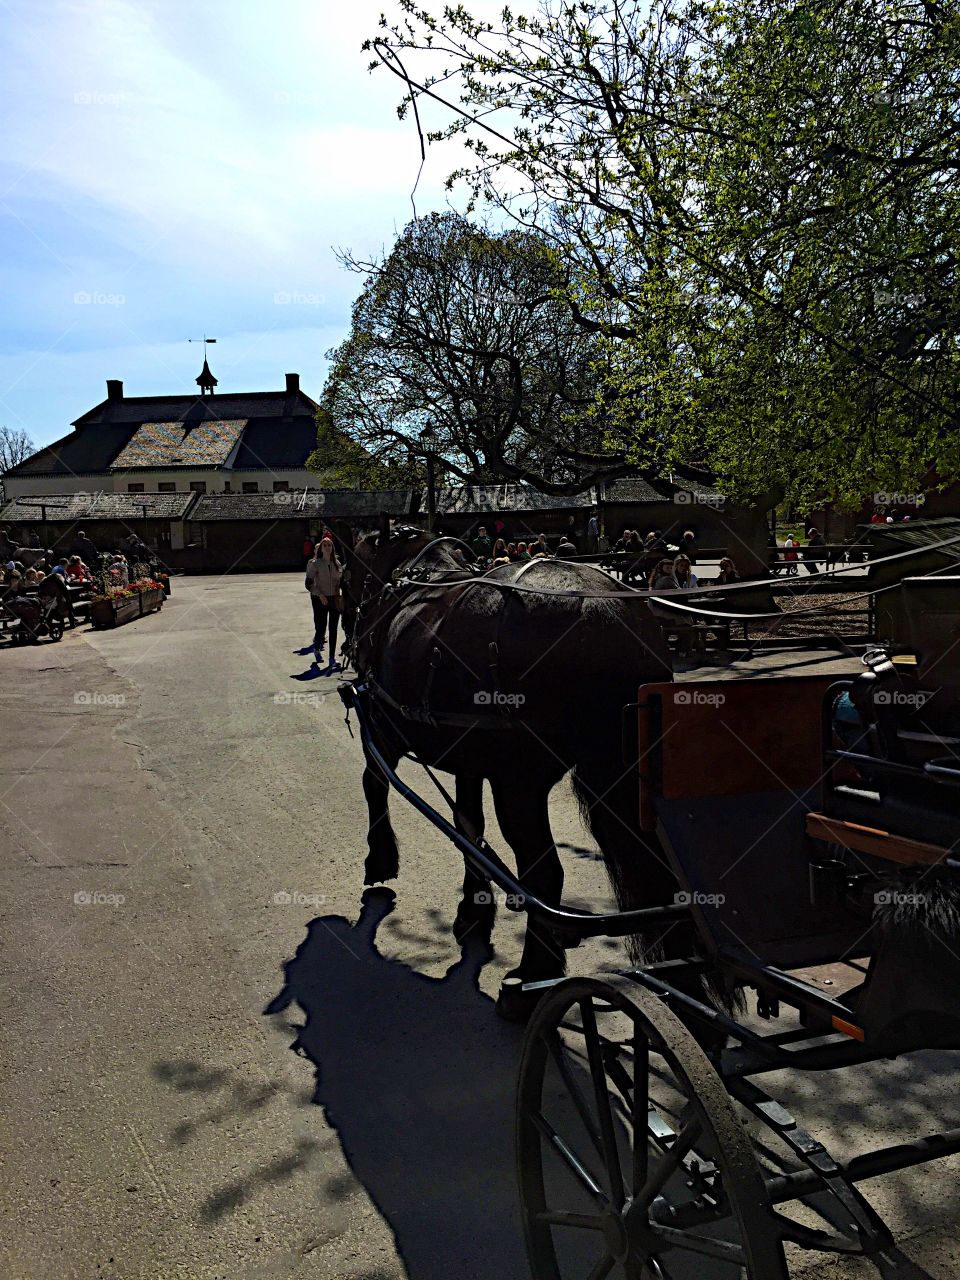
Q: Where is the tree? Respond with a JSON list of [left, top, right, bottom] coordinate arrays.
[[323, 211, 645, 495], [0, 426, 35, 504], [371, 0, 960, 507], [307, 406, 423, 489]]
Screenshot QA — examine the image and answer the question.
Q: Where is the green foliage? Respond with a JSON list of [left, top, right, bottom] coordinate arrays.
[[372, 0, 960, 508]]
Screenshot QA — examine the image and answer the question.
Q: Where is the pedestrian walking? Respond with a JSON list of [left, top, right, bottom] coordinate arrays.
[[305, 536, 343, 666]]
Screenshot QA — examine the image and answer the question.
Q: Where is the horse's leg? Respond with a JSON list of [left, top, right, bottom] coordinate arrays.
[[490, 777, 566, 1020], [452, 774, 496, 947], [361, 739, 401, 885]]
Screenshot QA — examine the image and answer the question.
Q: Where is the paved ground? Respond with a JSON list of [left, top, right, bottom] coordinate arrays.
[[0, 573, 957, 1279]]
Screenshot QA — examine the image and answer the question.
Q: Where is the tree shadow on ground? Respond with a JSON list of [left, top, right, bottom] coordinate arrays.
[[265, 887, 528, 1280]]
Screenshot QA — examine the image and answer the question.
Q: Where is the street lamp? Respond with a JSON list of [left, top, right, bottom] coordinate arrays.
[[420, 424, 438, 531]]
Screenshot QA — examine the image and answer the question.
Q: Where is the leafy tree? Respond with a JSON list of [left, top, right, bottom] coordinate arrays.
[[323, 211, 643, 495], [370, 0, 960, 508]]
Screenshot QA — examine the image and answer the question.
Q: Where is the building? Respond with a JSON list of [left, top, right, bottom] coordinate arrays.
[[2, 363, 320, 500]]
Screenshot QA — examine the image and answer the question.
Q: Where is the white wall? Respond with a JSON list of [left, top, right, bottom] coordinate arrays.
[[4, 467, 318, 499]]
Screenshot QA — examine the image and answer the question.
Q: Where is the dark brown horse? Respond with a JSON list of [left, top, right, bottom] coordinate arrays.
[[344, 524, 684, 1018]]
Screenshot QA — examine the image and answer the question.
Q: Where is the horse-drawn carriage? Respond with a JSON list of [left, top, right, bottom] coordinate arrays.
[[338, 526, 960, 1278]]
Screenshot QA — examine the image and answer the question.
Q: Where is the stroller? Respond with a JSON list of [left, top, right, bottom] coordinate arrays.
[[2, 592, 65, 645]]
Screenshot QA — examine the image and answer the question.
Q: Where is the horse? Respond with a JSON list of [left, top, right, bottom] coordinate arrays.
[[343, 521, 688, 1019]]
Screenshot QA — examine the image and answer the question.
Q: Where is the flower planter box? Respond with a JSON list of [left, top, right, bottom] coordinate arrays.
[[90, 586, 164, 629], [139, 587, 164, 615]]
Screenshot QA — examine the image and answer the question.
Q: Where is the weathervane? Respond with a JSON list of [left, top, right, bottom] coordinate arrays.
[[189, 335, 219, 396]]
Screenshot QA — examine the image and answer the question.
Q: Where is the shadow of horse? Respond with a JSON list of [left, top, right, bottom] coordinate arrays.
[[265, 887, 529, 1280]]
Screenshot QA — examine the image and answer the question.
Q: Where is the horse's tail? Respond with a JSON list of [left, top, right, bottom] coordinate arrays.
[[570, 731, 680, 963], [571, 733, 741, 1013]]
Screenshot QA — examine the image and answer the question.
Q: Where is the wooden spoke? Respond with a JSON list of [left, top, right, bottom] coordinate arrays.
[[547, 1031, 605, 1162], [580, 998, 626, 1205], [638, 1109, 703, 1204], [586, 1254, 615, 1280], [532, 1111, 609, 1206], [632, 1026, 649, 1195]]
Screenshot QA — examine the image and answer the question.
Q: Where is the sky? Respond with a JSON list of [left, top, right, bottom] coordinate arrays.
[[0, 0, 486, 448]]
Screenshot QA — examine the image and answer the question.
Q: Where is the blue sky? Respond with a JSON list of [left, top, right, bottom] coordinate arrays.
[[0, 0, 477, 447]]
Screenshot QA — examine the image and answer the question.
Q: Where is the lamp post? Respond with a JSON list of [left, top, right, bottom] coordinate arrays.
[[420, 424, 438, 531]]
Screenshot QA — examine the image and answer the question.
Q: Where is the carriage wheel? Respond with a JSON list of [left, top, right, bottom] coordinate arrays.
[[516, 976, 787, 1279]]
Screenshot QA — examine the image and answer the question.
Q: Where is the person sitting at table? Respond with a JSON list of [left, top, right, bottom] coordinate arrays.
[[516, 541, 532, 561], [51, 557, 69, 577], [66, 555, 90, 583], [717, 556, 740, 584], [23, 568, 40, 587], [673, 554, 699, 588], [556, 535, 577, 558], [491, 538, 509, 566], [506, 542, 519, 562]]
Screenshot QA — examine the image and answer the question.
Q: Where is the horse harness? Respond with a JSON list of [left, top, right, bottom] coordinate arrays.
[[357, 555, 544, 732]]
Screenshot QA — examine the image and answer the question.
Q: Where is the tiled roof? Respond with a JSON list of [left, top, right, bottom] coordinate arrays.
[[603, 476, 725, 504], [189, 490, 415, 522], [0, 492, 196, 521], [110, 419, 247, 469], [433, 484, 596, 514], [73, 389, 318, 427], [5, 387, 320, 478]]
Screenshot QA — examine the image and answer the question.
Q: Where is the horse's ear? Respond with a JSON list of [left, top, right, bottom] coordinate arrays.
[[378, 512, 390, 546]]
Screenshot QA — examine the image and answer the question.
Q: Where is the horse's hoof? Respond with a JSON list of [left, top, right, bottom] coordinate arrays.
[[452, 901, 496, 947], [495, 976, 552, 1023], [363, 841, 399, 885]]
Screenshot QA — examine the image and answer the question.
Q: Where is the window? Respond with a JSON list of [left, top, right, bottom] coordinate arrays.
[[242, 482, 259, 494], [223, 482, 232, 493], [273, 480, 289, 492], [127, 483, 144, 493], [158, 482, 176, 493], [189, 481, 207, 494]]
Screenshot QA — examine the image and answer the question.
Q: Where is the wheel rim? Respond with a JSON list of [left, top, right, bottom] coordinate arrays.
[[516, 977, 788, 1279]]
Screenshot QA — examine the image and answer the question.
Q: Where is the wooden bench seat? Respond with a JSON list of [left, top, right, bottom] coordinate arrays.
[[806, 812, 951, 866]]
